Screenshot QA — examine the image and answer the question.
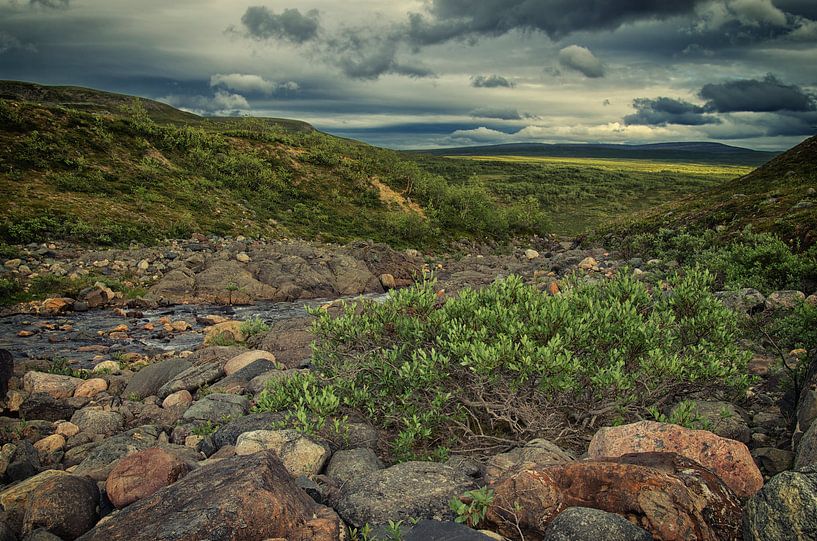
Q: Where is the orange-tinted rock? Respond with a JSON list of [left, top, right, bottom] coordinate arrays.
[[74, 378, 108, 398], [80, 450, 341, 541], [588, 420, 762, 497], [485, 453, 742, 541], [105, 448, 191, 508]]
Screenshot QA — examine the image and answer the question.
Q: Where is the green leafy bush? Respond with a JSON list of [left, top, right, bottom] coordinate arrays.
[[260, 270, 749, 459], [239, 316, 270, 339]]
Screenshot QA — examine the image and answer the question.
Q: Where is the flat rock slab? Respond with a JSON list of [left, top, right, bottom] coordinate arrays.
[[588, 420, 762, 497], [124, 359, 192, 400], [336, 461, 475, 528], [76, 450, 341, 541]]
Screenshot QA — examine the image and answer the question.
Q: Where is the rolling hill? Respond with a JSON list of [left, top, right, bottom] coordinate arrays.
[[417, 141, 778, 166]]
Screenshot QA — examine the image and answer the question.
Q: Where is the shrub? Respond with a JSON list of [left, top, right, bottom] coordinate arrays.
[[239, 316, 270, 339], [260, 269, 749, 459]]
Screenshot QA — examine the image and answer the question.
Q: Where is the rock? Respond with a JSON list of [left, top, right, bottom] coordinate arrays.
[[325, 448, 383, 486], [405, 520, 495, 541], [19, 393, 81, 422], [55, 421, 80, 438], [524, 249, 540, 260], [70, 408, 124, 436], [235, 252, 250, 263], [71, 425, 162, 481], [670, 400, 751, 443], [197, 413, 283, 456], [749, 353, 776, 376], [0, 470, 71, 532], [223, 350, 277, 376], [76, 451, 341, 541], [486, 453, 741, 541], [3, 441, 40, 483], [743, 465, 817, 540], [73, 378, 108, 398], [336, 461, 475, 528], [84, 284, 115, 308], [40, 298, 72, 315], [157, 361, 223, 399], [752, 447, 794, 476], [588, 420, 762, 497], [0, 349, 12, 398], [543, 507, 653, 541], [250, 317, 313, 368], [22, 474, 99, 540], [161, 390, 193, 409], [105, 448, 192, 508], [578, 256, 598, 270], [235, 429, 330, 477], [203, 321, 245, 346], [124, 358, 192, 399], [485, 438, 574, 483], [766, 290, 806, 311], [379, 273, 396, 290], [181, 393, 248, 425], [23, 372, 83, 400], [137, 259, 150, 271], [210, 360, 278, 394], [715, 288, 766, 313], [92, 361, 120, 374], [795, 417, 817, 469], [33, 434, 65, 455]]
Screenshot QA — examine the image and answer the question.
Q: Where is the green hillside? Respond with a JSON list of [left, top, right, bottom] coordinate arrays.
[[0, 82, 545, 247]]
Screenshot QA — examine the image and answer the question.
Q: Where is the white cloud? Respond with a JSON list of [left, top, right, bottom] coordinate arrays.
[[160, 90, 250, 115], [558, 45, 605, 78], [209, 73, 300, 95]]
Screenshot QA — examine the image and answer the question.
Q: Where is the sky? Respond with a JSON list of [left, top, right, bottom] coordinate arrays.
[[1, 0, 816, 150]]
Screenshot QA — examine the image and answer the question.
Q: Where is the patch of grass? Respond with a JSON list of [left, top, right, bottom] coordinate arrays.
[[255, 270, 749, 459], [239, 316, 270, 339]]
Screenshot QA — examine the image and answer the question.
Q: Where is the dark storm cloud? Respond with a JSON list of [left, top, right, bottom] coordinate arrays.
[[624, 97, 721, 126], [470, 74, 514, 88], [28, 0, 69, 8], [700, 74, 816, 112], [406, 0, 704, 45], [323, 29, 435, 79], [239, 6, 320, 43]]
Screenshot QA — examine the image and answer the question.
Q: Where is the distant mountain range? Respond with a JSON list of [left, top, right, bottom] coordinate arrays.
[[414, 142, 779, 166]]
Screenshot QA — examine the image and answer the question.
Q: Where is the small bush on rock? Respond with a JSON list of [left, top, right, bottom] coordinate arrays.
[[239, 316, 270, 339]]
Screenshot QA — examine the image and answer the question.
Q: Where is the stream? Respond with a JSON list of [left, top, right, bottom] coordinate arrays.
[[0, 294, 385, 369]]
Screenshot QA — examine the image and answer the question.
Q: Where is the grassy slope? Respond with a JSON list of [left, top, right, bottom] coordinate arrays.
[[599, 134, 817, 248], [415, 155, 753, 235], [0, 82, 471, 247]]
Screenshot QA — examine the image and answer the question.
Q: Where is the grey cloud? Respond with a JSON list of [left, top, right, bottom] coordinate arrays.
[[558, 45, 604, 78], [406, 0, 704, 45], [29, 0, 69, 8], [323, 29, 434, 80], [470, 74, 514, 88], [624, 97, 721, 125], [160, 91, 250, 114], [700, 74, 816, 112], [0, 30, 35, 54], [239, 6, 319, 43], [469, 107, 530, 120], [209, 73, 299, 95]]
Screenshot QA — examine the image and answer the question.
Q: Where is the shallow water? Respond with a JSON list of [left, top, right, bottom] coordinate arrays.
[[0, 294, 385, 369]]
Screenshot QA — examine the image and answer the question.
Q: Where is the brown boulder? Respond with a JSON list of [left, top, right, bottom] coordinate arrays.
[[588, 420, 762, 497], [23, 474, 99, 540], [77, 450, 341, 541], [105, 448, 192, 508], [485, 452, 742, 541]]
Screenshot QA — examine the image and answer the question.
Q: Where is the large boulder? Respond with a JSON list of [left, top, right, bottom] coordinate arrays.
[[19, 393, 83, 423], [0, 470, 71, 533], [70, 425, 162, 481], [157, 362, 224, 398], [193, 261, 279, 304], [105, 448, 192, 508], [543, 507, 653, 541], [223, 350, 277, 375], [795, 418, 817, 469], [209, 359, 278, 394], [123, 359, 192, 400], [23, 372, 83, 400], [197, 413, 283, 456], [234, 429, 330, 478], [485, 453, 741, 541], [325, 448, 384, 486], [336, 461, 475, 528], [715, 288, 766, 313], [743, 465, 817, 540], [485, 439, 574, 482], [70, 408, 124, 436], [588, 420, 762, 497], [76, 450, 341, 541], [405, 520, 495, 541], [181, 393, 248, 425], [249, 318, 314, 368], [22, 474, 99, 540]]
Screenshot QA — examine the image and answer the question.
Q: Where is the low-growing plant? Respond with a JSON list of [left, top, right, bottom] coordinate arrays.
[[190, 420, 218, 436], [45, 358, 88, 379], [261, 269, 749, 459], [239, 316, 270, 339], [450, 486, 495, 528], [647, 400, 711, 430]]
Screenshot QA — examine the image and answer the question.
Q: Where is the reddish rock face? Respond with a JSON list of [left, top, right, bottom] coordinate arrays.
[[105, 448, 192, 508], [485, 453, 742, 541], [79, 450, 342, 541], [587, 420, 763, 497]]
